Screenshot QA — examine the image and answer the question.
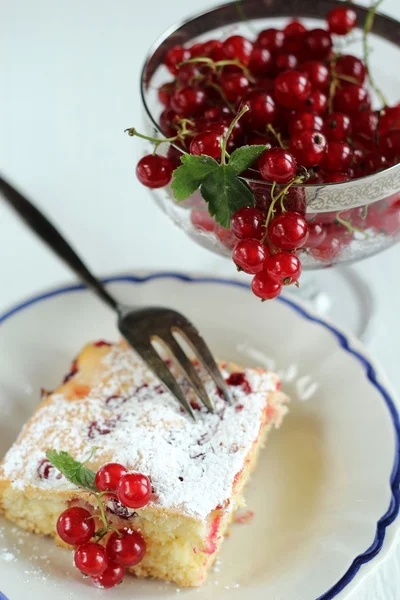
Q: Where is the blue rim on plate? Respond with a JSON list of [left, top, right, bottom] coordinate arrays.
[[0, 272, 399, 600]]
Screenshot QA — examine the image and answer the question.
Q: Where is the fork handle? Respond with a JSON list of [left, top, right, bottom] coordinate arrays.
[[0, 175, 119, 312]]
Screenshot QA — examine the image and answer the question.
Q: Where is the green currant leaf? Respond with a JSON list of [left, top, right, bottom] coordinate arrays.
[[171, 165, 202, 200], [46, 450, 98, 491], [171, 154, 220, 201], [180, 153, 220, 178], [200, 165, 255, 228], [228, 144, 269, 176]]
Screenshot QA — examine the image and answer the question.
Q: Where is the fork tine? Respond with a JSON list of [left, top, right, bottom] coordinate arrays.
[[122, 335, 196, 420], [160, 334, 215, 412], [174, 323, 232, 405]]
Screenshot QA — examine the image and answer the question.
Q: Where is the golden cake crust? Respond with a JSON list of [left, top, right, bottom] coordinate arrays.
[[0, 340, 288, 586]]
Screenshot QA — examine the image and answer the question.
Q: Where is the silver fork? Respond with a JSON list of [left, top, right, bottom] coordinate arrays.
[[0, 175, 231, 419]]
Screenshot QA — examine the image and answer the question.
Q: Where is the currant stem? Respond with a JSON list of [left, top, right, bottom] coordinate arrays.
[[215, 59, 255, 82], [264, 175, 304, 236], [267, 124, 286, 149], [234, 0, 258, 35], [205, 81, 235, 113], [179, 56, 254, 82], [336, 212, 368, 237], [94, 492, 109, 530], [220, 104, 249, 166], [328, 78, 338, 114], [332, 72, 362, 85], [82, 446, 98, 466], [125, 127, 178, 146], [363, 0, 388, 107]]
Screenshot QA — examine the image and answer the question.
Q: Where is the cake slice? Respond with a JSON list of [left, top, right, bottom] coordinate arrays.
[[0, 340, 288, 587]]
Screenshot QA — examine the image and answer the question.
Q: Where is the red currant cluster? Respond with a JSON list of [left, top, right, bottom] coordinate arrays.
[[56, 463, 150, 589], [131, 5, 400, 300], [138, 5, 399, 188], [231, 206, 307, 299]]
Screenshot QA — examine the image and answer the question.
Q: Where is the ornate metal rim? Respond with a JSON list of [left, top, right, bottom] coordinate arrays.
[[140, 0, 400, 212]]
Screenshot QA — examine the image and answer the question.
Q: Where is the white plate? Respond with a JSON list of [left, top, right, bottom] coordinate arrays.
[[0, 273, 399, 600]]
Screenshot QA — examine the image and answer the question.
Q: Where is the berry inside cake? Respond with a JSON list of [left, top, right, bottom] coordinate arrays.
[[0, 340, 289, 588]]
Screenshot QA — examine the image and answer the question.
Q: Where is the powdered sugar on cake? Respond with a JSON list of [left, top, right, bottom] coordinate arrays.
[[2, 344, 286, 520]]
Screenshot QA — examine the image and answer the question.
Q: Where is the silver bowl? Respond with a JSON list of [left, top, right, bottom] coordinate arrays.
[[140, 0, 400, 267]]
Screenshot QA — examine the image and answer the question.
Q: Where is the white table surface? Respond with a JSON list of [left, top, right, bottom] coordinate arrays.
[[1, 1, 400, 598]]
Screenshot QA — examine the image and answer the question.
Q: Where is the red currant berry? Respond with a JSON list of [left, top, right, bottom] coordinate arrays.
[[231, 207, 266, 240], [106, 528, 146, 568], [365, 152, 388, 174], [266, 251, 301, 285], [220, 72, 250, 103], [352, 110, 378, 143], [352, 146, 366, 166], [268, 211, 309, 249], [190, 131, 222, 159], [203, 105, 224, 122], [289, 111, 323, 135], [176, 63, 199, 85], [321, 141, 353, 172], [166, 144, 182, 169], [334, 84, 370, 114], [256, 28, 285, 52], [289, 130, 327, 167], [170, 86, 207, 116], [92, 561, 125, 589], [223, 35, 253, 65], [204, 124, 236, 153], [322, 171, 350, 183], [305, 222, 327, 248], [302, 29, 333, 60], [203, 39, 225, 61], [274, 70, 311, 109], [275, 53, 298, 72], [301, 89, 328, 115], [56, 507, 95, 546], [284, 20, 307, 37], [259, 147, 297, 183], [95, 463, 128, 493], [74, 543, 108, 577], [311, 234, 344, 262], [379, 103, 400, 134], [249, 47, 273, 76], [190, 42, 205, 57], [327, 7, 357, 35], [164, 46, 190, 75], [335, 55, 366, 85], [253, 77, 274, 92], [158, 82, 175, 106], [241, 90, 278, 129], [136, 155, 173, 189], [324, 112, 351, 141], [159, 109, 177, 137], [251, 271, 282, 300], [301, 61, 330, 90], [247, 134, 270, 147], [232, 239, 267, 274], [117, 473, 152, 509], [378, 130, 400, 160]]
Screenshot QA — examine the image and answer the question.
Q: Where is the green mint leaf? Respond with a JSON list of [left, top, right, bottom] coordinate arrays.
[[200, 165, 255, 228], [171, 154, 219, 201], [228, 145, 269, 176], [46, 450, 98, 491]]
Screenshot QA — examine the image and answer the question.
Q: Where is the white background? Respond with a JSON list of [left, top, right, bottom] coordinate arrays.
[[1, 1, 400, 598]]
